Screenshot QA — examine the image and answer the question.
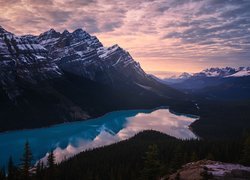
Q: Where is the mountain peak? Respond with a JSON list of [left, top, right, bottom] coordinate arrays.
[[73, 28, 86, 34], [40, 28, 59, 36], [0, 26, 10, 34], [62, 29, 70, 35]]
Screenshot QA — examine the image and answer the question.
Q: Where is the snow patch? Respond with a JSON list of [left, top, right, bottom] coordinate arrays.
[[205, 163, 250, 177]]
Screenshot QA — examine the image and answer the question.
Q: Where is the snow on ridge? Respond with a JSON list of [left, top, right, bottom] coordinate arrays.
[[205, 162, 250, 177], [98, 44, 120, 59], [227, 68, 250, 77]]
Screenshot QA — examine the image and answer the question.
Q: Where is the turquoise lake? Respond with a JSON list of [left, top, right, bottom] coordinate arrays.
[[0, 108, 198, 168]]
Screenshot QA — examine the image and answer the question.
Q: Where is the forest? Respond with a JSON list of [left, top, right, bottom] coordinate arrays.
[[1, 130, 250, 180]]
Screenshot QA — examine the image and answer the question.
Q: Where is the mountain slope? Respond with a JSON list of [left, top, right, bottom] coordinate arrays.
[[36, 28, 181, 98], [0, 26, 183, 132], [162, 67, 250, 100]]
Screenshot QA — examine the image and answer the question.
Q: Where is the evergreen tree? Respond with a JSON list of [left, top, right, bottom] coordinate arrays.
[[47, 150, 55, 169], [36, 161, 44, 180], [241, 136, 250, 165], [0, 168, 5, 180], [171, 145, 183, 170], [206, 153, 214, 160], [7, 157, 17, 180], [46, 150, 56, 180], [20, 141, 32, 179], [140, 144, 162, 180], [190, 152, 198, 162]]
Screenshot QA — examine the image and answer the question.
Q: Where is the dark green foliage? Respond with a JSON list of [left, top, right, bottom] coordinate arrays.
[[47, 151, 55, 170], [20, 141, 32, 179], [35, 161, 44, 180], [187, 100, 250, 139], [3, 130, 250, 180], [45, 151, 56, 180], [36, 130, 243, 180], [7, 157, 18, 180], [0, 168, 5, 180], [140, 144, 163, 180], [241, 135, 250, 165]]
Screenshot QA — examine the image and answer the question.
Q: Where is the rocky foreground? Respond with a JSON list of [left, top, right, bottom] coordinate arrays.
[[166, 160, 250, 180]]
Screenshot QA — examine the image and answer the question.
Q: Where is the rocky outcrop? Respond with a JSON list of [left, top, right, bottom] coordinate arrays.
[[36, 28, 151, 87], [0, 26, 61, 100], [167, 160, 250, 180], [0, 26, 183, 132]]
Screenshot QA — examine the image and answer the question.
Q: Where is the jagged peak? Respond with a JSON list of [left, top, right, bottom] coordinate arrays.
[[73, 28, 85, 33], [0, 25, 12, 35], [62, 29, 70, 35], [108, 44, 122, 51], [39, 28, 60, 38], [48, 28, 56, 33]]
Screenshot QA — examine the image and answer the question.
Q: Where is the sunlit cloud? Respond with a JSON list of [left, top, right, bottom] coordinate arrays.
[[0, 0, 249, 75], [38, 109, 197, 164]]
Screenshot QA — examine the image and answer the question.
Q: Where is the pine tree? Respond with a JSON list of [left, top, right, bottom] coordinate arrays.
[[7, 157, 17, 180], [47, 150, 55, 169], [190, 152, 198, 162], [46, 150, 56, 180], [20, 141, 32, 179], [36, 161, 44, 180], [171, 145, 183, 170], [241, 136, 250, 165], [140, 144, 162, 180], [0, 168, 6, 180], [206, 153, 214, 160]]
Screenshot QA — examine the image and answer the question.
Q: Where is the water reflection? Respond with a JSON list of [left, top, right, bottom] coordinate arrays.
[[40, 109, 198, 164], [0, 108, 198, 168]]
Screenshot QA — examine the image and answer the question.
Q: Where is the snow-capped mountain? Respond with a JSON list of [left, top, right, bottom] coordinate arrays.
[[178, 72, 193, 79], [193, 67, 241, 78], [35, 28, 150, 87], [0, 26, 182, 132], [0, 26, 61, 100], [188, 67, 250, 79], [162, 66, 250, 100], [227, 67, 250, 77], [163, 67, 250, 81]]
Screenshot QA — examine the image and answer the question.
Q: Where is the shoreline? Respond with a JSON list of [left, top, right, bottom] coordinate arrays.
[[0, 105, 198, 135]]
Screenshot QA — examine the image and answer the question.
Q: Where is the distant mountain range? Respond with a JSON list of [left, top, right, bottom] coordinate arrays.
[[160, 67, 250, 100], [163, 67, 250, 83], [0, 26, 182, 132]]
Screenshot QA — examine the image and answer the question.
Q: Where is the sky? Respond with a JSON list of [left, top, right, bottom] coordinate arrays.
[[1, 0, 250, 76]]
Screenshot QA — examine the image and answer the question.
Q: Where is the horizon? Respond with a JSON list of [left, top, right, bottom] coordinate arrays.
[[1, 0, 249, 74], [1, 1, 250, 178], [0, 25, 247, 79]]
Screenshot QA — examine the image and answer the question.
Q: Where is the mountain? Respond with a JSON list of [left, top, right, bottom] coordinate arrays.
[[159, 72, 193, 84], [36, 28, 171, 93], [161, 67, 250, 100], [193, 67, 238, 78], [0, 26, 183, 132], [0, 26, 62, 100], [164, 67, 250, 82]]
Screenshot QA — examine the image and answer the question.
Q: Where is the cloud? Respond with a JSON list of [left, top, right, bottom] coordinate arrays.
[[0, 0, 249, 73], [38, 109, 196, 165]]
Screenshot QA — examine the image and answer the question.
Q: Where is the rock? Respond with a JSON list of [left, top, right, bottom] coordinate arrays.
[[167, 160, 250, 180]]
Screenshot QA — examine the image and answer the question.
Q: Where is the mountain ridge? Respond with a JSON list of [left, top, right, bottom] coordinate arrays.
[[0, 26, 184, 132]]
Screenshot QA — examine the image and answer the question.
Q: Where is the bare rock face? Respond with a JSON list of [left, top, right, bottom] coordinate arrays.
[[37, 28, 151, 87], [0, 26, 182, 132], [0, 26, 61, 100], [167, 160, 250, 180]]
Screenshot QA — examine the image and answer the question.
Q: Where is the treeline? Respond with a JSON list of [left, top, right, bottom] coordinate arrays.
[[0, 141, 56, 180], [170, 99, 250, 140], [190, 100, 250, 139], [1, 130, 250, 180]]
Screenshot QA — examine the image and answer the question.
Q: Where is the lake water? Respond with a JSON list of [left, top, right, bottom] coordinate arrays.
[[0, 108, 198, 168]]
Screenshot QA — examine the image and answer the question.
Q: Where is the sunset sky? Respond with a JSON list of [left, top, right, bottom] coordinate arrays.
[[1, 0, 250, 76]]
